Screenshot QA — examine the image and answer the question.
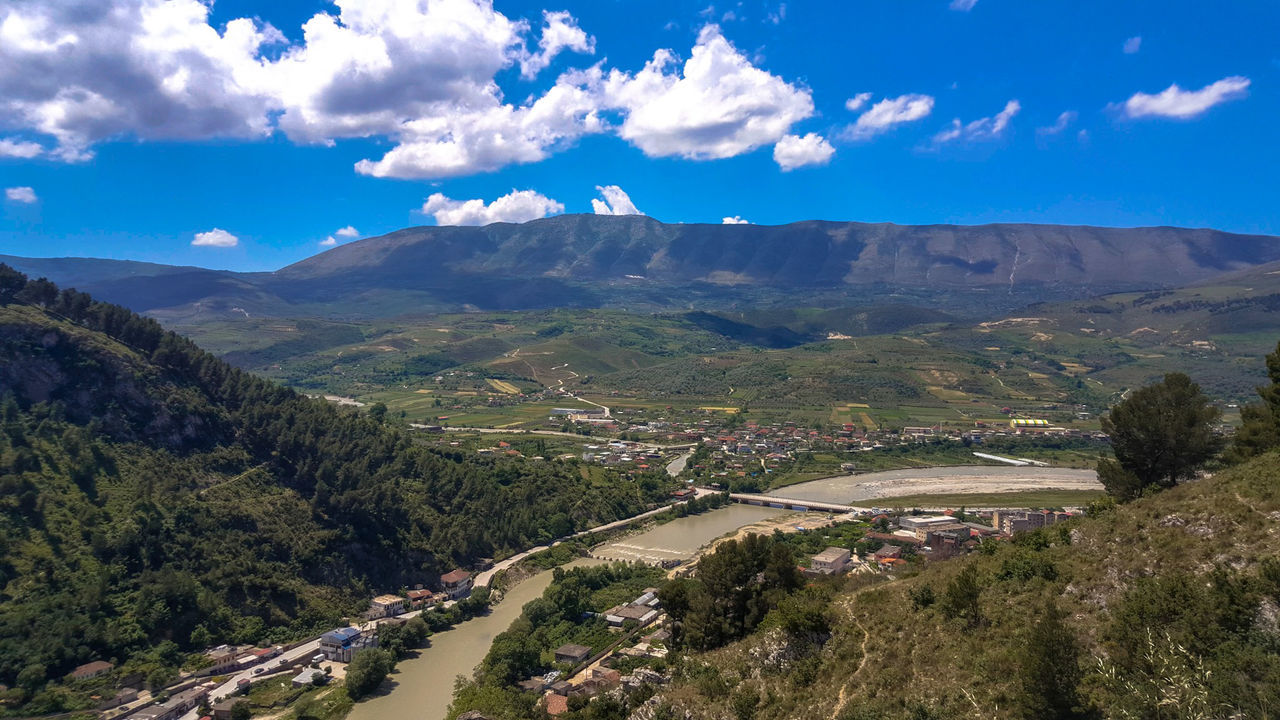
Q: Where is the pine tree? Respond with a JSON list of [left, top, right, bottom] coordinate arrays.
[[1017, 600, 1094, 719], [1229, 341, 1280, 462], [1098, 373, 1223, 500]]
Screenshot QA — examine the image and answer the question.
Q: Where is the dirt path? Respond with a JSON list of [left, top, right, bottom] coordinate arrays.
[[831, 579, 898, 717]]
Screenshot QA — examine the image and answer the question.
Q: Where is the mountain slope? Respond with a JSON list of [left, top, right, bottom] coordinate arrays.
[[646, 456, 1280, 720], [0, 266, 670, 713], [6, 217, 1279, 320]]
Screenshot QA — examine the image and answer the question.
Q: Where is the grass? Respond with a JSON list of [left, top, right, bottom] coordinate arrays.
[[859, 489, 1105, 509], [649, 452, 1280, 719]]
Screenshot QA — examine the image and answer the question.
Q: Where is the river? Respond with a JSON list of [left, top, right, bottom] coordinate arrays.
[[766, 465, 1101, 505], [349, 504, 784, 720], [348, 558, 601, 720], [592, 503, 783, 564]]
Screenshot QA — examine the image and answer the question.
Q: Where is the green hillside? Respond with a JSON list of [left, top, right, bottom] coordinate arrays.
[[640, 455, 1280, 719], [0, 267, 673, 715]]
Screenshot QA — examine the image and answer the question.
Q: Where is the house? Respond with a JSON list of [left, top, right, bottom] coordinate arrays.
[[441, 569, 474, 600], [212, 699, 239, 720], [545, 693, 569, 716], [591, 667, 622, 688], [320, 627, 378, 663], [810, 547, 852, 574], [554, 643, 592, 664], [70, 660, 113, 680], [368, 594, 406, 619], [202, 646, 244, 674], [873, 545, 902, 561], [605, 604, 660, 628], [292, 668, 327, 688]]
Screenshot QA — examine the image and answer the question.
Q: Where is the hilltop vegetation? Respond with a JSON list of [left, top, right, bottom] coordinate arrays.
[[544, 452, 1280, 720], [0, 267, 672, 714]]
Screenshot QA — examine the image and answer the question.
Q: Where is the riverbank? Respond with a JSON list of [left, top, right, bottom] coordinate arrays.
[[766, 465, 1101, 505]]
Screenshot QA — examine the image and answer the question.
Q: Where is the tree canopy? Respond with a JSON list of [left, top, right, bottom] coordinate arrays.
[[0, 264, 674, 713], [1229, 340, 1280, 462], [1097, 372, 1223, 500]]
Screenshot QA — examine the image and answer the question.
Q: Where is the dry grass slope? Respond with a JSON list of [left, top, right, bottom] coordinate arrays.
[[655, 454, 1280, 719]]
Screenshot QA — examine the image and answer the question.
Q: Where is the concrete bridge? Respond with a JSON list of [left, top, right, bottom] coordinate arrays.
[[728, 493, 869, 514]]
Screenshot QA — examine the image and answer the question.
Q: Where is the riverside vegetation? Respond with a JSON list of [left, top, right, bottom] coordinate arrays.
[[0, 266, 677, 716], [440, 344, 1280, 720]]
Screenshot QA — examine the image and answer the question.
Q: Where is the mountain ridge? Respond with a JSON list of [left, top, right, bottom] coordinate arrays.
[[5, 216, 1280, 321]]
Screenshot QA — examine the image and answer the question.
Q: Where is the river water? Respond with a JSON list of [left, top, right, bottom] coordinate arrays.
[[349, 504, 783, 720], [766, 465, 1101, 505], [592, 504, 784, 564]]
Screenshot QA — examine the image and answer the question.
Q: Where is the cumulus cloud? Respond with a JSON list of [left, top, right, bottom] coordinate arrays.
[[597, 25, 814, 160], [722, 215, 749, 224], [591, 185, 642, 215], [949, 0, 978, 10], [421, 189, 564, 226], [773, 132, 834, 170], [1123, 36, 1142, 54], [0, 138, 44, 158], [5, 186, 37, 203], [0, 3, 815, 177], [933, 100, 1020, 143], [1037, 110, 1076, 136], [192, 228, 238, 247], [1120, 76, 1250, 119], [843, 94, 934, 140], [0, 0, 282, 162], [519, 10, 595, 78], [319, 225, 359, 247], [844, 92, 872, 113]]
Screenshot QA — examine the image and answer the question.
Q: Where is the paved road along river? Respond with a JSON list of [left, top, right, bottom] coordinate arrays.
[[349, 503, 785, 720]]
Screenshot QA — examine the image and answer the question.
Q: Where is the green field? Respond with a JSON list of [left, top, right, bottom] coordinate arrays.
[[175, 299, 1263, 435]]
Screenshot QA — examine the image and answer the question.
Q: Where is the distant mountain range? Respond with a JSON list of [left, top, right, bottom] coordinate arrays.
[[4, 215, 1279, 321]]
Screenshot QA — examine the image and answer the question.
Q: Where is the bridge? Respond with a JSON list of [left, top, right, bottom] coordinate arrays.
[[728, 493, 869, 514]]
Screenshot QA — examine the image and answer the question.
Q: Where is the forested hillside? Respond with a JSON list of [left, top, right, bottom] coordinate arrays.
[[0, 266, 669, 713]]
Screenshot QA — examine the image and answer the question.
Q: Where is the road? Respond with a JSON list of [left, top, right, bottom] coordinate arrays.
[[173, 490, 718, 720], [472, 488, 717, 589], [177, 638, 323, 720]]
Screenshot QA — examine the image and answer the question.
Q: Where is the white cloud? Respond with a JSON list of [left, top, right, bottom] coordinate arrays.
[[933, 99, 1020, 143], [844, 93, 934, 140], [421, 189, 564, 226], [844, 92, 872, 113], [192, 228, 239, 247], [598, 25, 813, 160], [5, 186, 37, 203], [0, 138, 44, 158], [767, 3, 787, 25], [949, 0, 979, 11], [1037, 110, 1076, 136], [0, 0, 282, 162], [1123, 36, 1142, 54], [0, 3, 817, 177], [1120, 76, 1250, 119], [722, 215, 749, 224], [519, 10, 595, 79], [772, 132, 834, 170], [319, 236, 338, 246], [335, 225, 360, 238], [591, 185, 642, 215]]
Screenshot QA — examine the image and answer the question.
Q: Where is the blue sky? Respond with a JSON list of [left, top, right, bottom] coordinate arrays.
[[0, 0, 1275, 271]]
